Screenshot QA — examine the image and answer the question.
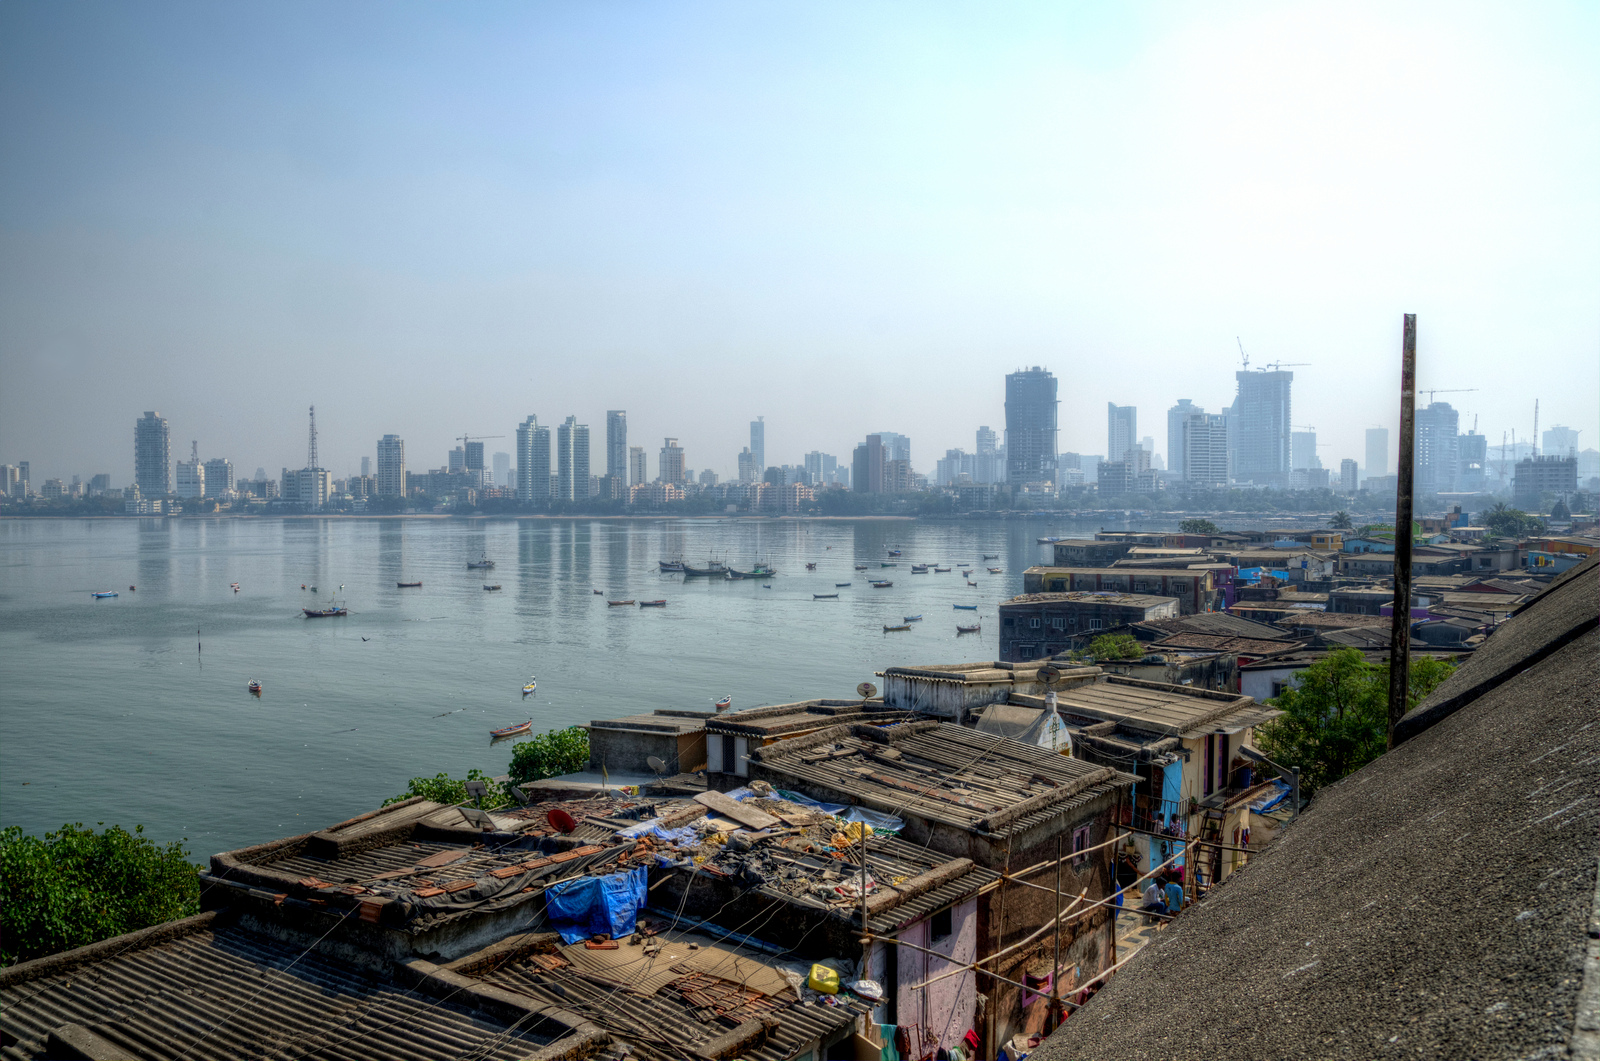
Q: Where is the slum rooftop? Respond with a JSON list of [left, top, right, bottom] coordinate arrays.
[[744, 720, 1136, 842], [704, 699, 913, 737], [1043, 675, 1274, 737], [1034, 555, 1600, 1061], [1002, 590, 1179, 607]]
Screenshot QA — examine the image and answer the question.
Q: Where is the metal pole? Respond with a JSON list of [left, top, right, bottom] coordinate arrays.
[[1050, 835, 1062, 1029], [1387, 313, 1417, 748]]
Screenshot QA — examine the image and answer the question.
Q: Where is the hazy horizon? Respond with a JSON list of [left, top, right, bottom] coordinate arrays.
[[3, 1, 1596, 485]]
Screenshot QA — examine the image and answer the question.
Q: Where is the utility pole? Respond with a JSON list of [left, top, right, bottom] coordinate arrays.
[[1386, 314, 1417, 748]]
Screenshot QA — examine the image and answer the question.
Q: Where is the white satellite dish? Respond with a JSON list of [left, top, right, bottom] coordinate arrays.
[[647, 755, 669, 776]]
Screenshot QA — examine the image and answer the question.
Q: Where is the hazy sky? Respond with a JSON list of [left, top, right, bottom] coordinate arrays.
[[3, 0, 1596, 484]]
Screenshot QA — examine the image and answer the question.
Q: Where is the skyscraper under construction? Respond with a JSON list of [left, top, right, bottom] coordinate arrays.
[[1231, 370, 1293, 487], [1005, 367, 1058, 486]]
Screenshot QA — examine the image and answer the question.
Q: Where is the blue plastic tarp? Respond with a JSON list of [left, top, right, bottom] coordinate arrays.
[[613, 817, 699, 844], [775, 789, 849, 815], [545, 868, 648, 944]]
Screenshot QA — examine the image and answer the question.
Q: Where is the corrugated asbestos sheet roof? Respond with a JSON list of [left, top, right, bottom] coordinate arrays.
[[0, 919, 551, 1061], [1049, 678, 1264, 736], [474, 929, 867, 1061], [1133, 613, 1297, 639], [750, 722, 1133, 839]]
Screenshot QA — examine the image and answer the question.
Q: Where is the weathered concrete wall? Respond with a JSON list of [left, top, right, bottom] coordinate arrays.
[[894, 900, 979, 1055]]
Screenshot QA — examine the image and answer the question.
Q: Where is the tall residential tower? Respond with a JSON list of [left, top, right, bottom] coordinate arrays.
[[1232, 370, 1293, 486], [1005, 368, 1058, 485], [606, 411, 628, 481], [134, 411, 171, 497]]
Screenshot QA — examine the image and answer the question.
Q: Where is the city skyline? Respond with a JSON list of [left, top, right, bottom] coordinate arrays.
[[2, 3, 1596, 484]]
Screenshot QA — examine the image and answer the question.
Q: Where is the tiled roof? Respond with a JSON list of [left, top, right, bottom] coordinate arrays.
[[0, 913, 557, 1061]]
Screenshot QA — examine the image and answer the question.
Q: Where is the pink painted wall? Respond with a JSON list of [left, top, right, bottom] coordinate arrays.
[[895, 899, 978, 1055]]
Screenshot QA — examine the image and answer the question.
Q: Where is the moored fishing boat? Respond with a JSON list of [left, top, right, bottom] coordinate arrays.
[[467, 556, 495, 570], [303, 605, 347, 617], [954, 603, 978, 610], [728, 562, 778, 579], [523, 677, 537, 694], [91, 591, 118, 598], [805, 562, 817, 571], [814, 593, 838, 599], [903, 614, 922, 622], [967, 580, 979, 586], [681, 559, 728, 578], [607, 599, 636, 606], [887, 549, 902, 556], [883, 623, 911, 632], [934, 567, 950, 572], [982, 554, 999, 560], [911, 565, 929, 573], [854, 564, 869, 570], [659, 560, 685, 572], [483, 584, 502, 591], [956, 623, 981, 634], [987, 567, 1003, 574], [835, 582, 851, 587], [871, 580, 893, 588], [881, 562, 896, 567], [248, 679, 262, 693], [713, 695, 732, 710], [639, 599, 667, 607], [491, 720, 533, 739], [397, 581, 422, 588]]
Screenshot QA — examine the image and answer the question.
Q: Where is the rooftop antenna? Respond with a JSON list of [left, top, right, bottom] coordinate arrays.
[[647, 755, 669, 777], [857, 681, 877, 705], [190, 440, 199, 463], [307, 405, 318, 469]]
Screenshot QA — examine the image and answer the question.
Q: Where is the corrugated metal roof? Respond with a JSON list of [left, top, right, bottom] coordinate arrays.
[[1048, 678, 1263, 737], [0, 920, 552, 1061]]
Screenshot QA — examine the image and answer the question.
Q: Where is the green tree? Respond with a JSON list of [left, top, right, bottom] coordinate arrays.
[[1328, 510, 1353, 530], [1, 823, 202, 966], [1088, 633, 1144, 660], [1179, 518, 1219, 535], [1255, 648, 1454, 792], [509, 726, 590, 784], [1482, 503, 1545, 539], [385, 767, 514, 810]]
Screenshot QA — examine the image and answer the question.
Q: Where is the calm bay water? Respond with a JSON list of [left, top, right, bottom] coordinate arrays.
[[0, 515, 1165, 855]]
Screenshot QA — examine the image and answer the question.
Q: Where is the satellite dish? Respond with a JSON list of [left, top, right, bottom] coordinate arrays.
[[857, 682, 877, 699], [547, 807, 578, 834], [508, 784, 532, 806], [1039, 665, 1061, 685], [647, 755, 669, 776], [464, 779, 490, 807]]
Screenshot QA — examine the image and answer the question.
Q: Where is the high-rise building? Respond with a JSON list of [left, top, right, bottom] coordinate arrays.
[[1416, 402, 1460, 496], [134, 411, 171, 497], [1513, 455, 1577, 510], [1107, 403, 1137, 464], [1543, 425, 1581, 456], [1166, 400, 1201, 478], [1458, 432, 1487, 492], [1365, 428, 1388, 480], [852, 435, 886, 493], [738, 448, 757, 481], [658, 438, 686, 484], [360, 456, 371, 478], [873, 432, 911, 466], [803, 451, 838, 485], [606, 411, 628, 481], [175, 442, 205, 499], [1232, 371, 1293, 486], [492, 451, 510, 487], [203, 458, 234, 497], [999, 368, 1058, 486], [448, 447, 467, 474], [88, 473, 111, 495], [464, 442, 485, 476], [515, 417, 550, 502], [555, 417, 589, 501], [1339, 459, 1358, 494], [628, 445, 646, 486], [976, 426, 997, 455], [377, 434, 407, 497], [749, 417, 765, 474], [1291, 431, 1321, 471], [1181, 413, 1229, 489]]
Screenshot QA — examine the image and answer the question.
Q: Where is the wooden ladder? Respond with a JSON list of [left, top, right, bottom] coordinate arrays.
[[1192, 809, 1225, 896]]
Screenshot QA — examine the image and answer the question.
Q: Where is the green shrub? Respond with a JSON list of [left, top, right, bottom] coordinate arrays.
[[385, 727, 590, 810], [1089, 633, 1145, 660], [0, 823, 201, 966]]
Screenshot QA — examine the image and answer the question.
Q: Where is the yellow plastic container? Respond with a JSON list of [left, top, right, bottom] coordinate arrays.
[[808, 963, 840, 994]]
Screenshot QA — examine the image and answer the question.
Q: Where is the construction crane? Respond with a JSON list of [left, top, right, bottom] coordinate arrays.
[[1261, 361, 1309, 372], [1237, 337, 1249, 371], [1419, 387, 1477, 404], [456, 434, 505, 448]]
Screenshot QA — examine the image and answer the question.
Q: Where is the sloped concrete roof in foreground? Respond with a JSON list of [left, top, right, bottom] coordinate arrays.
[[1034, 557, 1599, 1061]]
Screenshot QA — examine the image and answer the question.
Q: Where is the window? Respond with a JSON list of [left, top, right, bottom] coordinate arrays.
[[1051, 617, 1066, 630], [1071, 824, 1091, 867], [930, 906, 953, 942], [1089, 618, 1103, 631], [1029, 618, 1041, 629]]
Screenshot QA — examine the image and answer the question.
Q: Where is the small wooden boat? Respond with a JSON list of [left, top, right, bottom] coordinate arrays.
[[903, 615, 922, 622], [639, 599, 667, 607], [658, 560, 685, 572], [248, 679, 262, 693], [231, 582, 240, 592], [954, 604, 978, 610], [814, 593, 838, 599], [762, 584, 772, 588], [911, 565, 929, 574], [987, 567, 1003, 574], [887, 549, 902, 556], [956, 623, 981, 634], [483, 584, 502, 591], [607, 599, 636, 606], [883, 624, 912, 632], [835, 582, 852, 587], [522, 678, 537, 695], [713, 695, 732, 710], [881, 562, 897, 568], [854, 564, 868, 570], [397, 581, 422, 588], [982, 554, 999, 560], [91, 591, 118, 598], [961, 570, 973, 577], [593, 589, 603, 594], [467, 557, 495, 570], [491, 720, 533, 740], [304, 607, 347, 617], [805, 562, 817, 571], [871, 580, 893, 588], [967, 580, 979, 586], [934, 567, 950, 573]]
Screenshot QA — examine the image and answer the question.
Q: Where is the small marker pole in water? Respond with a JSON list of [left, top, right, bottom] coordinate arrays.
[[197, 627, 202, 671]]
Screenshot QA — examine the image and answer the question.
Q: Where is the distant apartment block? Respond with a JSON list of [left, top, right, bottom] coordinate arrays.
[[605, 411, 628, 481], [1290, 430, 1321, 471], [1181, 413, 1229, 489], [1106, 403, 1137, 463], [1097, 447, 1157, 497], [134, 411, 171, 497], [556, 417, 589, 501], [203, 458, 234, 497], [749, 417, 765, 473], [377, 434, 407, 497], [1457, 432, 1487, 492], [1365, 427, 1388, 480], [1166, 400, 1200, 477], [658, 438, 685, 484], [1543, 425, 1580, 456], [492, 451, 510, 488], [1416, 401, 1459, 495], [1339, 458, 1358, 494], [175, 448, 205, 500], [1513, 455, 1577, 510], [1231, 370, 1292, 486], [628, 445, 646, 486], [1004, 368, 1058, 485], [999, 591, 1179, 662], [852, 434, 886, 493]]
